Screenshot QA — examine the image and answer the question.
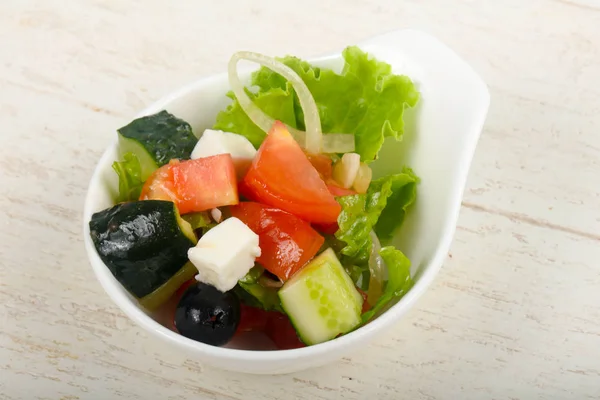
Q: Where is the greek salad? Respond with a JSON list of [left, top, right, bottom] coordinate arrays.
[[89, 46, 420, 349]]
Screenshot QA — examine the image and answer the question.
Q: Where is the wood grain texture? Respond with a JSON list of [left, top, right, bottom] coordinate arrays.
[[1, 0, 599, 398]]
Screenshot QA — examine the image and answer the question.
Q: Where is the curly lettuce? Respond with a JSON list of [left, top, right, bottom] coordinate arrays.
[[181, 212, 216, 237], [334, 169, 417, 320], [214, 46, 419, 161], [112, 152, 144, 202], [335, 168, 418, 260], [361, 246, 413, 322]]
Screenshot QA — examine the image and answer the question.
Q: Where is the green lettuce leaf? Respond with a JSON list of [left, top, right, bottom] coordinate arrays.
[[182, 212, 216, 236], [345, 263, 370, 291], [213, 46, 419, 161], [361, 246, 413, 323], [373, 168, 419, 242], [213, 87, 297, 149], [234, 266, 282, 312], [182, 212, 211, 229], [112, 152, 144, 202], [335, 169, 418, 260], [335, 191, 384, 262]]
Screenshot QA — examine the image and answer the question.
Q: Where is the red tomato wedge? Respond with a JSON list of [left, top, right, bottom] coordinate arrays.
[[230, 202, 324, 281], [236, 304, 270, 334], [242, 121, 341, 224], [357, 288, 371, 313], [306, 152, 333, 180], [140, 159, 178, 202], [237, 178, 254, 201], [312, 222, 339, 235], [140, 154, 238, 214], [234, 305, 305, 350], [265, 312, 305, 350]]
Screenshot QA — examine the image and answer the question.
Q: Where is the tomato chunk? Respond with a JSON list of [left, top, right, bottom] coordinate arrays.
[[230, 202, 325, 281], [140, 159, 178, 202], [242, 122, 341, 224], [357, 288, 371, 313], [236, 304, 270, 334], [234, 305, 305, 350], [140, 154, 238, 214], [265, 312, 305, 350], [312, 222, 339, 235], [306, 152, 333, 180]]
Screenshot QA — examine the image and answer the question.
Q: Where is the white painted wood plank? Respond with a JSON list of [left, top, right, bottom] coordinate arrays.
[[1, 0, 599, 398]]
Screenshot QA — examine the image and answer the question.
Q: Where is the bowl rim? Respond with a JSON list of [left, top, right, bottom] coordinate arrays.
[[83, 28, 490, 363]]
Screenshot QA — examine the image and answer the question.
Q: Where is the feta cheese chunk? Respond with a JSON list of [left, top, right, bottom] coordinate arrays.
[[187, 217, 261, 292], [191, 129, 256, 179]]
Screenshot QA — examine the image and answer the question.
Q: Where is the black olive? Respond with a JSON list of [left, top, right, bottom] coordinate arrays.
[[174, 282, 240, 346]]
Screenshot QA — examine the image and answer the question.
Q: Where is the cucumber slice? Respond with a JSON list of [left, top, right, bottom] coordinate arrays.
[[278, 248, 363, 345], [139, 261, 197, 311], [89, 200, 196, 299], [117, 110, 198, 180]]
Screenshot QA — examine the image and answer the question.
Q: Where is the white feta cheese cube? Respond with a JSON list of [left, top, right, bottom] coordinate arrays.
[[191, 129, 256, 161], [187, 217, 261, 292], [191, 129, 257, 179]]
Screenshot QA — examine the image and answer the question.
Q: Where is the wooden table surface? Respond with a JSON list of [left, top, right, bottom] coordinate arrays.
[[2, 1, 599, 399]]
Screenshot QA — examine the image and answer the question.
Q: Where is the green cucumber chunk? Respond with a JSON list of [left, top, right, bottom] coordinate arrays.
[[117, 110, 198, 180], [278, 248, 363, 345], [89, 200, 196, 298], [139, 261, 197, 311]]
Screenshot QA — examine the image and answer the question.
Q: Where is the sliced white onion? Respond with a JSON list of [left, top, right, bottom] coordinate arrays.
[[210, 208, 223, 223], [332, 153, 361, 188], [353, 162, 373, 194], [323, 133, 355, 153], [367, 230, 386, 306], [228, 51, 322, 153], [289, 130, 355, 153]]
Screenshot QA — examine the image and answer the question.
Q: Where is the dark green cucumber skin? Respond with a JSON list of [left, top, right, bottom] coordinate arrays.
[[89, 200, 195, 298], [118, 110, 197, 167]]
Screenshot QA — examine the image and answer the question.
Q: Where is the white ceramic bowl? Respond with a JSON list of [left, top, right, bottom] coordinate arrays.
[[83, 29, 489, 374]]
